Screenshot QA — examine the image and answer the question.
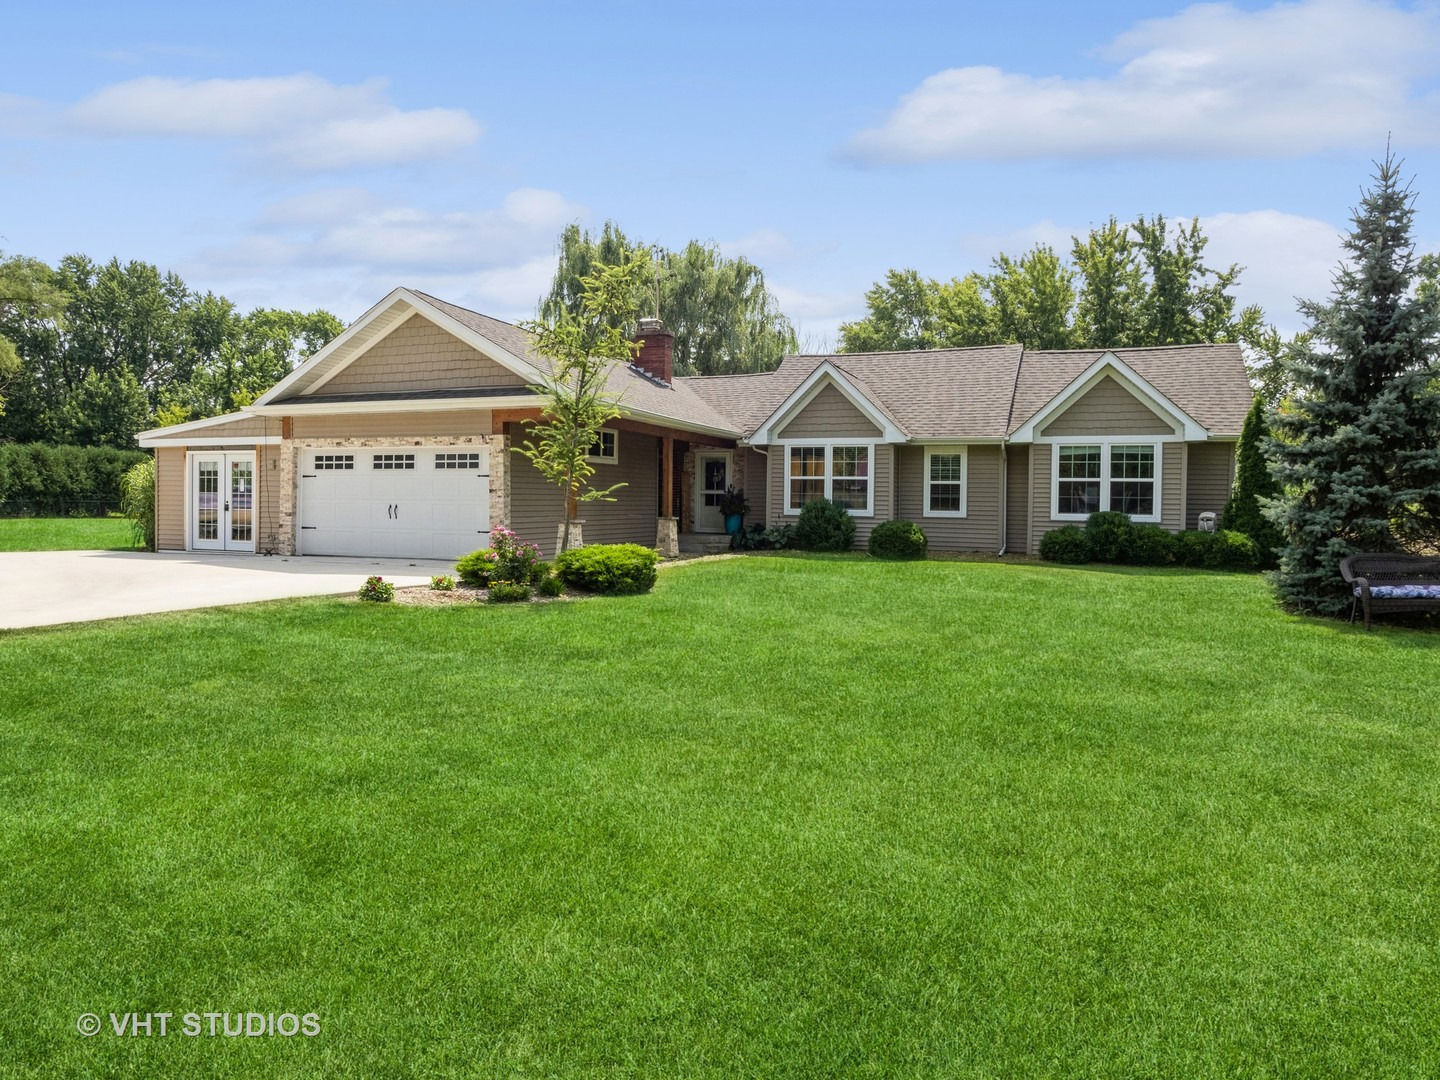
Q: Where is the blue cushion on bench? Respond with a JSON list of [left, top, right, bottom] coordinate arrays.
[[1355, 584, 1440, 599]]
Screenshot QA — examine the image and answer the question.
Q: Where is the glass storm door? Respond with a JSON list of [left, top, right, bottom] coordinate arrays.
[[192, 453, 256, 552], [695, 452, 730, 533]]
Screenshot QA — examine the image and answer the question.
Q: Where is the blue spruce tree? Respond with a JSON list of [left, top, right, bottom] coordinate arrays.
[[1268, 153, 1440, 615]]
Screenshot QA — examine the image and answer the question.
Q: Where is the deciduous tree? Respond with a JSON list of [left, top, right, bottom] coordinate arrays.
[[517, 256, 651, 553]]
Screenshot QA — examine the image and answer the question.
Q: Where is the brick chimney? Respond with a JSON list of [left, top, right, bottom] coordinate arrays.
[[632, 317, 674, 384]]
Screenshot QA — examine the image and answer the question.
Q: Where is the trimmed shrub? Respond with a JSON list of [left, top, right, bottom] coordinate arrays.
[[1126, 524, 1178, 566], [487, 580, 532, 603], [358, 575, 395, 602], [793, 499, 857, 552], [1176, 529, 1259, 571], [1083, 511, 1137, 563], [0, 443, 149, 516], [119, 458, 156, 550], [555, 543, 660, 595], [1039, 525, 1090, 563], [536, 574, 565, 598], [868, 519, 927, 560], [456, 548, 499, 587]]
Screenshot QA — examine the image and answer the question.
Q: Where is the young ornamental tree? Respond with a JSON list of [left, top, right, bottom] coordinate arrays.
[[515, 257, 650, 554], [1268, 153, 1440, 614], [1221, 396, 1284, 569]]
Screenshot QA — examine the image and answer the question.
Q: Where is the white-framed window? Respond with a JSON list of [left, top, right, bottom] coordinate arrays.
[[372, 453, 415, 470], [313, 454, 353, 471], [435, 452, 482, 470], [784, 443, 873, 515], [1052, 441, 1161, 522], [924, 446, 967, 517], [587, 428, 618, 464]]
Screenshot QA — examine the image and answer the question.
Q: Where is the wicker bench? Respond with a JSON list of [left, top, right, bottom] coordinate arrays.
[[1340, 553, 1440, 630]]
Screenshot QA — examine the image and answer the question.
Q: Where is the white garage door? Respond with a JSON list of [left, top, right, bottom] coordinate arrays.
[[298, 446, 491, 559]]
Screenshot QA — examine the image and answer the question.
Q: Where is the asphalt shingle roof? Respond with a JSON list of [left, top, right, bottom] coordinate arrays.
[[1008, 343, 1251, 436], [410, 291, 742, 435], [682, 345, 1025, 440], [281, 290, 1251, 442]]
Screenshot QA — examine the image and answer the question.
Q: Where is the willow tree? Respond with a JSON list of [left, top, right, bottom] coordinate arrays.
[[539, 222, 797, 375]]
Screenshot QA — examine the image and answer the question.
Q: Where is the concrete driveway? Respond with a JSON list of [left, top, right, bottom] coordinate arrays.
[[0, 550, 458, 630]]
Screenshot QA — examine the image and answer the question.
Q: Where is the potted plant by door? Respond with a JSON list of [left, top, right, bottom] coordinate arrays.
[[717, 486, 749, 535]]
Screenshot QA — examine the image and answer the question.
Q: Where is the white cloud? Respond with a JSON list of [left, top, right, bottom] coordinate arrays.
[[1198, 209, 1344, 329], [848, 0, 1440, 162], [186, 188, 584, 323], [66, 73, 480, 169], [717, 228, 800, 264]]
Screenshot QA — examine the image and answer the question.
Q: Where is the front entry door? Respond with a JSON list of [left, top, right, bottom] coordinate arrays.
[[192, 453, 256, 552], [695, 452, 731, 533]]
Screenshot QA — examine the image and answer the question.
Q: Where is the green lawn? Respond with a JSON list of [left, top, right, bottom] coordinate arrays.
[[1, 556, 1436, 1078], [0, 515, 141, 551]]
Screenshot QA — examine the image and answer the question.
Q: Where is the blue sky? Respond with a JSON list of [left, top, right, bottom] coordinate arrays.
[[4, 0, 1439, 346]]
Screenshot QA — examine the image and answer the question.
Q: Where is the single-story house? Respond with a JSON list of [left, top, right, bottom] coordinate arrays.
[[136, 287, 1253, 559]]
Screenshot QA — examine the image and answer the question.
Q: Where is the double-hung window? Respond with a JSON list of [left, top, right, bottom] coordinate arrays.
[[924, 447, 967, 517], [1054, 441, 1159, 522], [786, 444, 872, 515]]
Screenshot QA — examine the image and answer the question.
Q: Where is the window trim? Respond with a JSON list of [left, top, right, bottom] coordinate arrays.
[[923, 445, 968, 519], [1049, 439, 1163, 523], [586, 428, 619, 465], [781, 440, 876, 517]]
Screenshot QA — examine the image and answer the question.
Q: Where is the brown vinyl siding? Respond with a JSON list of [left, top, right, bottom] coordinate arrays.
[[1030, 442, 1182, 551], [767, 442, 893, 549], [1186, 441, 1235, 528], [155, 447, 186, 550], [291, 410, 492, 440], [320, 314, 523, 395], [1039, 376, 1178, 437], [1005, 445, 1030, 554], [743, 448, 769, 528], [895, 444, 1002, 552], [506, 425, 661, 557], [775, 383, 882, 439]]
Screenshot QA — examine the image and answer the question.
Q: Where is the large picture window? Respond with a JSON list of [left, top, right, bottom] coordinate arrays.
[[786, 444, 872, 514], [1053, 441, 1160, 522], [924, 447, 967, 517]]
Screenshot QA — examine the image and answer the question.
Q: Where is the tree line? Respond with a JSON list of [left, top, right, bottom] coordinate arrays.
[[837, 215, 1301, 399], [0, 253, 341, 448]]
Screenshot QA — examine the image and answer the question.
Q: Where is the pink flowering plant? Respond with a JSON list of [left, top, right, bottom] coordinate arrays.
[[430, 574, 456, 591], [455, 526, 545, 588], [357, 575, 395, 602]]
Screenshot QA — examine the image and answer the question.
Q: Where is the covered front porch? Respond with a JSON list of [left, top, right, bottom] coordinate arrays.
[[493, 409, 763, 558]]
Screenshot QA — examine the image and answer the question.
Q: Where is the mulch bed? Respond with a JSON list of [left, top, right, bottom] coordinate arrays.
[[389, 584, 572, 606]]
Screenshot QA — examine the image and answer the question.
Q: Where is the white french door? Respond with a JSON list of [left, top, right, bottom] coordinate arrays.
[[191, 452, 256, 552]]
